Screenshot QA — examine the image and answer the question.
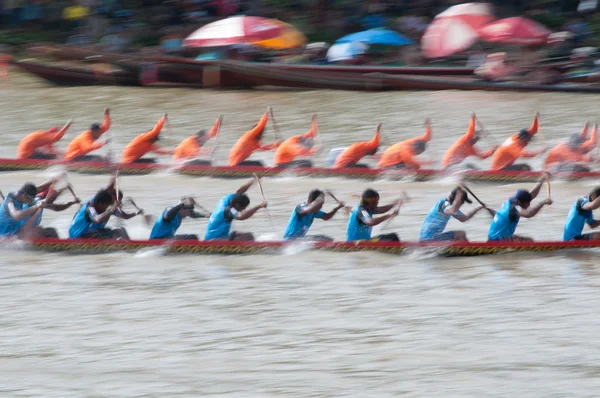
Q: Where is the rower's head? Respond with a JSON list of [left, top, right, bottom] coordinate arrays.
[[307, 189, 325, 211], [367, 147, 378, 156], [196, 129, 208, 145], [589, 187, 600, 201], [472, 132, 482, 144], [17, 183, 38, 205], [300, 136, 315, 148], [449, 187, 473, 206], [568, 133, 584, 150], [361, 188, 380, 211], [511, 189, 533, 209], [518, 129, 533, 145], [92, 189, 114, 213], [179, 196, 195, 217], [90, 123, 102, 139], [412, 140, 427, 155], [231, 193, 251, 211]]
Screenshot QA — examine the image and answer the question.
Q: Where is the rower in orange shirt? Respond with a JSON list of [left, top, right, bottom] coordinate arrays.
[[122, 114, 173, 164], [64, 108, 111, 162], [490, 112, 546, 171], [228, 107, 281, 167], [17, 119, 72, 160], [173, 115, 222, 165], [274, 114, 318, 168], [544, 122, 598, 172], [333, 123, 381, 168], [442, 114, 497, 169], [377, 119, 432, 169]]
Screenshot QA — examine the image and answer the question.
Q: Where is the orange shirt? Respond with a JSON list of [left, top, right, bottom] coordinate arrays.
[[334, 131, 380, 168], [544, 144, 591, 169], [377, 124, 431, 168], [122, 116, 169, 163], [442, 116, 494, 168], [544, 125, 597, 168], [228, 112, 279, 166], [173, 116, 221, 161], [273, 119, 317, 165], [64, 114, 111, 160], [490, 115, 541, 170], [17, 125, 69, 159]]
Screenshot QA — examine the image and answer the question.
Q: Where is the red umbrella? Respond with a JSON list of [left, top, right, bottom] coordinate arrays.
[[184, 16, 282, 47], [479, 17, 551, 45], [422, 3, 494, 58]]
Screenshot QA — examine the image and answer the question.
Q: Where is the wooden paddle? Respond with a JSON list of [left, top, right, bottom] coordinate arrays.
[[0, 189, 4, 201], [254, 173, 277, 232], [460, 183, 495, 217], [325, 190, 351, 214], [125, 197, 156, 226], [209, 116, 222, 160], [380, 193, 409, 232], [269, 107, 282, 142]]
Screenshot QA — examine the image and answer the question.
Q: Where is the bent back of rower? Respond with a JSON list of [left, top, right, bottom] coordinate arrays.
[[377, 119, 432, 169], [69, 189, 139, 240], [274, 115, 318, 169], [442, 114, 496, 170], [204, 178, 267, 241], [544, 123, 597, 173], [490, 113, 545, 171], [17, 119, 72, 160], [346, 189, 405, 242], [420, 186, 486, 242], [333, 123, 381, 169], [228, 107, 281, 167], [122, 113, 173, 164], [64, 108, 111, 162], [150, 196, 210, 240], [563, 187, 600, 241], [488, 174, 552, 242], [283, 189, 345, 241]]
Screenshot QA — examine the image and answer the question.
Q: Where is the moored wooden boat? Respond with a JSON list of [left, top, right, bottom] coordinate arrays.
[[0, 157, 599, 183], [13, 59, 140, 86], [10, 237, 600, 257]]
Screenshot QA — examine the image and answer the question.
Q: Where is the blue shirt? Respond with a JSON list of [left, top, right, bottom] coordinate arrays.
[[420, 198, 464, 241], [347, 205, 373, 241], [69, 199, 118, 238], [283, 203, 325, 240], [0, 193, 29, 237], [488, 200, 520, 241], [563, 196, 595, 240], [150, 208, 182, 239], [204, 194, 239, 240]]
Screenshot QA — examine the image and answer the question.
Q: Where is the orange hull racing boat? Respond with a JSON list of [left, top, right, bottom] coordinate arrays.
[[8, 237, 600, 257], [1, 157, 600, 183]]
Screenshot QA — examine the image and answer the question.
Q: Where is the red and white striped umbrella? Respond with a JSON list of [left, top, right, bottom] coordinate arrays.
[[479, 17, 552, 45], [422, 3, 494, 58], [184, 16, 283, 47]]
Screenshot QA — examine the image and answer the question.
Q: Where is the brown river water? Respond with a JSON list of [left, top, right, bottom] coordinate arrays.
[[1, 69, 600, 397]]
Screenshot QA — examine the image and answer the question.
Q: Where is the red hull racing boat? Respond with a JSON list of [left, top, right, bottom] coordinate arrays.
[[12, 237, 600, 257], [0, 157, 599, 183]]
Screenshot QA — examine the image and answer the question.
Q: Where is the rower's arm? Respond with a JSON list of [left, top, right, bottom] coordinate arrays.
[[581, 196, 600, 211], [444, 189, 465, 215], [115, 209, 138, 220], [518, 200, 549, 218], [259, 141, 281, 151], [454, 206, 484, 222], [529, 179, 546, 200], [235, 203, 265, 221], [45, 201, 79, 211], [7, 201, 43, 221], [151, 145, 173, 156], [522, 148, 546, 158], [164, 203, 185, 222], [189, 210, 210, 219], [361, 212, 396, 227], [91, 204, 119, 224], [298, 198, 325, 215], [322, 204, 344, 220], [374, 199, 402, 214], [236, 178, 255, 194], [475, 145, 496, 159]]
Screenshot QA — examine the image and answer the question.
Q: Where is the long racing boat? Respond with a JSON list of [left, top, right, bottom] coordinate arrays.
[[0, 157, 598, 183], [9, 237, 600, 257]]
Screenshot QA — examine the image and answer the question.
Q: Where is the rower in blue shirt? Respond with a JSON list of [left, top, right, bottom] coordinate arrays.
[[0, 183, 46, 238], [346, 188, 406, 242], [420, 186, 486, 241], [150, 196, 210, 240], [283, 189, 345, 241], [204, 177, 267, 241], [488, 174, 552, 242], [563, 187, 600, 241], [69, 189, 140, 239]]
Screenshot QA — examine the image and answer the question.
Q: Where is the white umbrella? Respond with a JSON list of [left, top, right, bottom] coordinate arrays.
[[326, 42, 368, 62]]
